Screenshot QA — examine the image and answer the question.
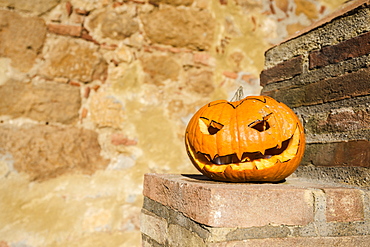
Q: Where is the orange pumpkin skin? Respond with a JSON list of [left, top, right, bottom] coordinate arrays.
[[185, 95, 305, 182]]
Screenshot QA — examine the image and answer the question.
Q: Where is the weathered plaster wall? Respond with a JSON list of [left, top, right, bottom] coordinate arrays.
[[0, 0, 346, 246]]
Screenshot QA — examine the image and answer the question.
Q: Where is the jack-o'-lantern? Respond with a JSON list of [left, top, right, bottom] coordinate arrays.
[[185, 93, 305, 182]]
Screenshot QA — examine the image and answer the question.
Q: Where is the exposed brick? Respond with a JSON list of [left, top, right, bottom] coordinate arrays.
[[74, 8, 90, 15], [309, 31, 370, 69], [193, 52, 215, 66], [111, 134, 137, 146], [302, 107, 370, 136], [262, 68, 370, 108], [325, 188, 364, 222], [143, 174, 314, 228], [264, 3, 370, 68], [260, 55, 303, 86], [302, 140, 370, 168], [323, 108, 370, 132], [65, 1, 73, 16], [140, 209, 168, 245], [223, 71, 238, 79], [47, 23, 82, 37]]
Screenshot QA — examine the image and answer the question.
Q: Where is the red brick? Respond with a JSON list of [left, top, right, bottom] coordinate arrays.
[[223, 71, 238, 79], [47, 23, 82, 37], [143, 174, 314, 228], [262, 68, 370, 108], [260, 55, 303, 86], [84, 87, 91, 98], [303, 107, 370, 135], [81, 29, 99, 44], [81, 107, 88, 119], [111, 134, 137, 146], [324, 108, 370, 132], [194, 52, 214, 66], [74, 8, 90, 15], [302, 140, 370, 168], [325, 188, 364, 222], [309, 31, 370, 69], [66, 1, 73, 16]]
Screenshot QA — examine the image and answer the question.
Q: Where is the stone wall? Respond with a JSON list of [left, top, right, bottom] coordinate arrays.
[[260, 0, 370, 187], [0, 0, 347, 246]]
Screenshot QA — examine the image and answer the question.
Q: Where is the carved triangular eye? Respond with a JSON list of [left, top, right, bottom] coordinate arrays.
[[249, 114, 272, 132], [199, 117, 224, 135]]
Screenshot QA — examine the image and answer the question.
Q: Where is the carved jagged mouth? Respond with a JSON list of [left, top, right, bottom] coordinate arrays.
[[200, 137, 291, 165], [186, 125, 302, 171], [210, 138, 291, 165]]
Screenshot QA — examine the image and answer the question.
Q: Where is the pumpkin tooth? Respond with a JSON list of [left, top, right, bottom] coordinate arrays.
[[276, 141, 282, 149], [241, 157, 250, 162], [236, 150, 244, 162]]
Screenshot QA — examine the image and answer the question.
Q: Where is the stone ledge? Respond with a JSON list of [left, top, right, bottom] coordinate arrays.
[[143, 174, 369, 228], [141, 174, 370, 246]]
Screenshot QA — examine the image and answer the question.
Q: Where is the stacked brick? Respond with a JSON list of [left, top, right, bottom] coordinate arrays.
[[260, 1, 370, 187], [141, 174, 370, 246]]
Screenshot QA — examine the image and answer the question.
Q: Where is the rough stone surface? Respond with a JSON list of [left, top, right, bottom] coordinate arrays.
[[86, 9, 139, 42], [89, 91, 125, 129], [186, 68, 215, 96], [0, 0, 60, 15], [294, 166, 370, 187], [140, 55, 180, 85], [0, 79, 81, 124], [0, 10, 47, 72], [0, 123, 109, 181], [141, 7, 215, 50], [39, 36, 105, 83]]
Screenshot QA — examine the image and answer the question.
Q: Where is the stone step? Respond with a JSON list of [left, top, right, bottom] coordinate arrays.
[[141, 173, 370, 246]]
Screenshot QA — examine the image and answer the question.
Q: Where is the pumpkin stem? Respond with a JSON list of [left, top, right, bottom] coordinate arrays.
[[230, 86, 244, 102]]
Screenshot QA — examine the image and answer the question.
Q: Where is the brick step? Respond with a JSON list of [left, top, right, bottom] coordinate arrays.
[[141, 174, 370, 246]]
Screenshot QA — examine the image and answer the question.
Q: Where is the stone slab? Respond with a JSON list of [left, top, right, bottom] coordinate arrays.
[[142, 174, 367, 228]]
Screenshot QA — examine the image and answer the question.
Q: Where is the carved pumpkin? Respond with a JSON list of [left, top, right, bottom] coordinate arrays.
[[185, 95, 305, 182]]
